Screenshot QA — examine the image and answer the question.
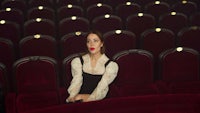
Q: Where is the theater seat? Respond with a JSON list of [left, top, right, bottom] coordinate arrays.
[[112, 49, 159, 97], [5, 56, 61, 113]]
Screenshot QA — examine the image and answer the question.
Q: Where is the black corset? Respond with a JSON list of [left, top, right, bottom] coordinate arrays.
[[79, 72, 102, 94]]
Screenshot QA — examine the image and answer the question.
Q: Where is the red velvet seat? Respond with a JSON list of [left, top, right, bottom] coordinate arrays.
[[103, 30, 136, 59], [1, 0, 27, 13], [0, 63, 7, 95], [0, 38, 15, 92], [56, 0, 81, 8], [126, 13, 156, 46], [86, 3, 113, 21], [19, 34, 58, 59], [56, 5, 84, 21], [158, 47, 200, 94], [115, 2, 141, 23], [92, 14, 123, 34], [144, 1, 170, 21], [172, 1, 198, 17], [28, 0, 54, 9], [112, 49, 158, 97], [27, 6, 55, 21], [5, 56, 61, 113], [24, 18, 56, 37], [189, 12, 200, 26], [60, 32, 87, 59], [81, 0, 104, 8], [140, 28, 176, 80], [178, 26, 200, 53], [58, 16, 89, 38], [0, 20, 20, 48], [159, 12, 188, 35]]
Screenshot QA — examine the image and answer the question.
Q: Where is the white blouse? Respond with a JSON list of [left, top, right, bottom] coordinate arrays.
[[67, 54, 119, 101]]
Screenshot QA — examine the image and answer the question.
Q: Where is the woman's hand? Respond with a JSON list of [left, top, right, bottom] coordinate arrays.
[[66, 97, 76, 103], [74, 94, 90, 102]]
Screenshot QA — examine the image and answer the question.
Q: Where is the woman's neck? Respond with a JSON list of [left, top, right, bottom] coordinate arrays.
[[89, 53, 103, 61]]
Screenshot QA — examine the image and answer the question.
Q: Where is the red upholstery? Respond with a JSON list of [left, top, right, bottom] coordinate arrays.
[[56, 0, 80, 8], [23, 94, 200, 113], [0, 20, 21, 47], [144, 1, 170, 21], [19, 35, 58, 59], [112, 49, 158, 97], [60, 32, 87, 59], [28, 0, 54, 9], [103, 30, 136, 58], [126, 13, 156, 45], [0, 38, 15, 92], [1, 0, 27, 12], [5, 56, 61, 113], [27, 6, 55, 21], [116, 3, 141, 22], [57, 5, 84, 21], [92, 14, 123, 34], [23, 18, 56, 37], [58, 17, 89, 38], [189, 12, 200, 26], [159, 12, 188, 34], [159, 47, 200, 94], [178, 26, 200, 53], [82, 0, 105, 8], [86, 3, 113, 21], [172, 1, 198, 16], [0, 63, 7, 95]]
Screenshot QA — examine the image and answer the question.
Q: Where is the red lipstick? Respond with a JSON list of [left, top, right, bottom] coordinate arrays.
[[90, 48, 95, 51]]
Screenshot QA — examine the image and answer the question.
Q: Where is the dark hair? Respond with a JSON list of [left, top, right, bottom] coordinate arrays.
[[86, 30, 105, 54]]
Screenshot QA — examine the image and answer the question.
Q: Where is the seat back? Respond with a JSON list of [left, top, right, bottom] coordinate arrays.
[[13, 56, 59, 93], [19, 34, 58, 59], [58, 16, 89, 38], [103, 30, 136, 58], [92, 14, 123, 34], [24, 18, 56, 37], [0, 63, 7, 95], [113, 49, 154, 85], [159, 47, 200, 83], [178, 26, 200, 53]]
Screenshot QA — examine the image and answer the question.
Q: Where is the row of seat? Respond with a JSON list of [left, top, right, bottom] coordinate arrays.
[[1, 47, 200, 113]]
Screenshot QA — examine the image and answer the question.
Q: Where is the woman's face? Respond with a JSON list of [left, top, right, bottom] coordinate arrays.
[[86, 33, 103, 55]]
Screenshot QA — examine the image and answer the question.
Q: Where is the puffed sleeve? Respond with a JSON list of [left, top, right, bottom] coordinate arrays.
[[67, 57, 83, 98], [87, 61, 119, 101]]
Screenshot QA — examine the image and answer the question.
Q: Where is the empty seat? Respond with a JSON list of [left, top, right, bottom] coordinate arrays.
[[0, 38, 15, 92], [81, 0, 104, 8], [159, 47, 200, 94], [0, 20, 20, 47], [56, 4, 84, 21], [159, 12, 188, 35], [92, 14, 123, 34], [177, 26, 200, 53], [0, 8, 24, 30], [6, 56, 60, 113], [0, 63, 7, 95], [19, 34, 58, 59], [27, 6, 55, 21], [112, 49, 158, 97], [144, 1, 170, 21], [105, 0, 129, 9], [24, 18, 56, 37], [86, 3, 113, 21], [126, 13, 156, 45], [172, 1, 198, 17], [1, 0, 27, 13], [60, 32, 87, 59], [56, 0, 80, 8], [58, 16, 89, 38], [189, 12, 200, 26], [28, 0, 54, 9], [140, 28, 176, 80], [115, 2, 141, 22], [103, 30, 136, 58]]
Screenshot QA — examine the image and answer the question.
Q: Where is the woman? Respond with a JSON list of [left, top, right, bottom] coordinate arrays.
[[66, 30, 119, 102]]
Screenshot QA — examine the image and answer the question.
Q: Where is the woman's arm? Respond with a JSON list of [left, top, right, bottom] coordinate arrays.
[[66, 57, 83, 102], [87, 61, 119, 101]]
